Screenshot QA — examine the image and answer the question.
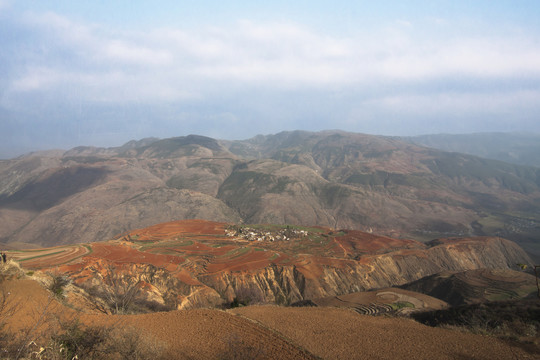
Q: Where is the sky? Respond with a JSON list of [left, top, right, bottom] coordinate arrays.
[[1, 1, 540, 158]]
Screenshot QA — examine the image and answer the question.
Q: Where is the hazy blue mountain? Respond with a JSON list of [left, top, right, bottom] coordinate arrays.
[[405, 133, 540, 168]]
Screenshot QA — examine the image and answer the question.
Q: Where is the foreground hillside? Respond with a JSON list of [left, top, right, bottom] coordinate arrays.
[[1, 271, 538, 360], [7, 220, 533, 310], [1, 131, 540, 260]]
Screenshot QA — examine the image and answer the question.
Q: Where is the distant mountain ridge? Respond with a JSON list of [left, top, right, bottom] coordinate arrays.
[[1, 130, 539, 260], [405, 132, 540, 168]]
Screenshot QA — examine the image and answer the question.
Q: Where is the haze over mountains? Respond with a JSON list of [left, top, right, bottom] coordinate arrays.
[[1, 130, 539, 260], [406, 133, 540, 168], [2, 130, 539, 359]]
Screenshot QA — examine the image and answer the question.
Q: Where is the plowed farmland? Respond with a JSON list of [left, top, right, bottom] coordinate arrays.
[[2, 276, 537, 360], [7, 219, 428, 276], [4, 219, 535, 312]]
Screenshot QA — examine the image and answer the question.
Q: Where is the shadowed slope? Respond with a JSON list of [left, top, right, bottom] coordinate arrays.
[[1, 131, 539, 255]]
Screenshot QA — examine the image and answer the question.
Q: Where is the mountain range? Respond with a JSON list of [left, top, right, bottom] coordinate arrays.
[[406, 133, 540, 168], [1, 130, 539, 260]]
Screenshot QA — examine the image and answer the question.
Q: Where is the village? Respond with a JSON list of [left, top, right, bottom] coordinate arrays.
[[225, 225, 310, 242]]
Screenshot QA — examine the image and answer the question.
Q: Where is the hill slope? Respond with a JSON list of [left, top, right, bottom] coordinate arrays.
[[400, 268, 538, 306], [1, 131, 540, 258], [7, 219, 533, 310], [2, 273, 537, 360]]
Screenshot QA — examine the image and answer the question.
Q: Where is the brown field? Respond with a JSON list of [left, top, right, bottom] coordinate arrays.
[[2, 277, 538, 360], [8, 244, 90, 269], [118, 219, 228, 241], [7, 220, 503, 282], [6, 220, 382, 277], [313, 287, 448, 314], [232, 306, 539, 360], [5, 220, 534, 308], [402, 268, 539, 305]]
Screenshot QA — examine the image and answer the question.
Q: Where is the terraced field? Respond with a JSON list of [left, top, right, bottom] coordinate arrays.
[[401, 268, 538, 306], [4, 219, 533, 311], [8, 219, 421, 277], [8, 244, 91, 269], [313, 288, 448, 315]]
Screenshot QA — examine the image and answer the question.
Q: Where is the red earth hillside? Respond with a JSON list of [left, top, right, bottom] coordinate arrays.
[[6, 219, 532, 310]]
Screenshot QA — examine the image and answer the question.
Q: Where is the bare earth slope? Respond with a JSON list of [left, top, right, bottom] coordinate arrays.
[[233, 306, 539, 360], [6, 220, 533, 310], [1, 131, 540, 259], [2, 275, 537, 360], [400, 268, 538, 306]]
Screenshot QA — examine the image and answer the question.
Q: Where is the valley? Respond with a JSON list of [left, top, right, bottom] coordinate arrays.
[[1, 131, 539, 359]]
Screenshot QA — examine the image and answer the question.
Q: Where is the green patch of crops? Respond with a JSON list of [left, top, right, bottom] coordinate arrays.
[[390, 301, 415, 310], [142, 240, 193, 250], [82, 244, 93, 254], [222, 247, 250, 258], [20, 250, 64, 262]]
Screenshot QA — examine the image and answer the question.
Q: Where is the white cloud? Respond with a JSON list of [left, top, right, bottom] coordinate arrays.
[[5, 11, 540, 116], [103, 40, 173, 66], [12, 66, 61, 91], [362, 90, 540, 118]]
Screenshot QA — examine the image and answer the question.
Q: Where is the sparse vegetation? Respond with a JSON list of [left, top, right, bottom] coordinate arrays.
[[412, 299, 540, 340], [47, 272, 70, 298], [1, 313, 167, 360], [45, 319, 167, 360], [227, 285, 266, 308], [1, 263, 167, 359], [220, 333, 267, 360], [96, 265, 142, 314], [0, 290, 20, 358], [390, 301, 415, 311]]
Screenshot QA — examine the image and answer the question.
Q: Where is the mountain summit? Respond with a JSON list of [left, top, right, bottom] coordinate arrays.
[[1, 131, 539, 258]]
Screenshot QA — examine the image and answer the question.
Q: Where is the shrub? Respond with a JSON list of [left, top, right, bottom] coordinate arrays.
[[0, 260, 24, 283], [290, 299, 317, 307], [101, 265, 142, 314], [226, 285, 266, 308], [48, 273, 70, 298], [37, 318, 167, 360], [412, 299, 540, 338], [50, 319, 110, 359]]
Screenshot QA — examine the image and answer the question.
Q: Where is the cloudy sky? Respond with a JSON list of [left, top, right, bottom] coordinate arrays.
[[1, 1, 540, 158]]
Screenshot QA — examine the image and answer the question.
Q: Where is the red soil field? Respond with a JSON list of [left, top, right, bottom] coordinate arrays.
[[120, 219, 227, 241], [10, 245, 90, 269], [6, 219, 530, 313], [336, 230, 425, 255]]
